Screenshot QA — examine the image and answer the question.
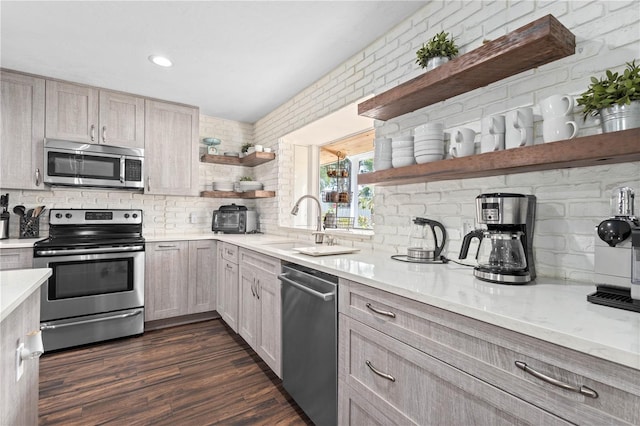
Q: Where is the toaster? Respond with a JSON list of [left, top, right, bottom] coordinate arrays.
[[212, 204, 258, 234]]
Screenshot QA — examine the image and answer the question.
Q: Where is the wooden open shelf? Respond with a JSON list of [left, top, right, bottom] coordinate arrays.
[[200, 151, 276, 167], [200, 190, 276, 199], [358, 129, 640, 186], [358, 15, 575, 121]]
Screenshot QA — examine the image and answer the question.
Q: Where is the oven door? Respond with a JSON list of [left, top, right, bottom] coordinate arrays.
[[212, 211, 242, 233], [34, 249, 144, 321]]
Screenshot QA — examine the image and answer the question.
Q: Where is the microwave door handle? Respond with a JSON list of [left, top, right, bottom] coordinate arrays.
[[120, 156, 125, 183]]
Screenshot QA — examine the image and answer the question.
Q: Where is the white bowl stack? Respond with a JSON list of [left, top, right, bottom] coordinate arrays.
[[413, 122, 445, 164], [391, 136, 416, 168], [373, 137, 392, 170]]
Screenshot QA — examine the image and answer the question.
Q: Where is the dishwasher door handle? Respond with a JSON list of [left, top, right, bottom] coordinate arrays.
[[278, 273, 335, 301]]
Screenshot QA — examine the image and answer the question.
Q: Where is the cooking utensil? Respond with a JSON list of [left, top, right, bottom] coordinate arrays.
[[32, 205, 45, 217], [13, 205, 25, 216], [0, 193, 8, 213], [597, 218, 632, 247], [26, 208, 34, 218]]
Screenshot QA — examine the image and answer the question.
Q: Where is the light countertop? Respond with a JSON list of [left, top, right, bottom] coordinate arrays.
[[0, 237, 46, 249], [0, 268, 51, 322]]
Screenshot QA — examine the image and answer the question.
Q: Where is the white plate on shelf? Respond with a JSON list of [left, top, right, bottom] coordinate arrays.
[[292, 245, 360, 256]]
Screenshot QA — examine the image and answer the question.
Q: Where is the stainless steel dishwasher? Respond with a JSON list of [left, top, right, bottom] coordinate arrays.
[[279, 263, 338, 426]]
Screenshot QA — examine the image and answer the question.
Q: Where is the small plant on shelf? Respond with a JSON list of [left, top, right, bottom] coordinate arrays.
[[241, 142, 254, 153], [239, 176, 253, 181], [415, 31, 459, 69], [576, 59, 640, 119]]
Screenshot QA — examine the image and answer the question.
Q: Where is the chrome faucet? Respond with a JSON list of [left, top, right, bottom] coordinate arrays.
[[291, 195, 324, 244]]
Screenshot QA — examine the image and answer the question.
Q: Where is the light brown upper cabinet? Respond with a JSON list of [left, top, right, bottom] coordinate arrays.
[[45, 81, 144, 148], [0, 71, 46, 190], [144, 100, 199, 196]]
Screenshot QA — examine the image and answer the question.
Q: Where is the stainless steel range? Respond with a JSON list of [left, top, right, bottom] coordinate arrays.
[[33, 209, 145, 351]]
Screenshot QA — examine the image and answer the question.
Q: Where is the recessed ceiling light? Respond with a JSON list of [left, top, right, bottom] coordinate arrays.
[[148, 55, 173, 67]]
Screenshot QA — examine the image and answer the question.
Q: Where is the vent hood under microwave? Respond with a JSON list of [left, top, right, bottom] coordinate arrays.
[[44, 139, 144, 190]]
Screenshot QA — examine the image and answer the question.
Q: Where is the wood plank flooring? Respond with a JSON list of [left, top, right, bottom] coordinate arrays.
[[39, 319, 312, 426]]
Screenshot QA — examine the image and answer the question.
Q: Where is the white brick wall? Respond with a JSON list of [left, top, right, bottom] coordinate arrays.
[[252, 0, 640, 282]]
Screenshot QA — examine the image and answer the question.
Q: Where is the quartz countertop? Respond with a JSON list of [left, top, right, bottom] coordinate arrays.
[[0, 237, 46, 249], [0, 268, 51, 322]]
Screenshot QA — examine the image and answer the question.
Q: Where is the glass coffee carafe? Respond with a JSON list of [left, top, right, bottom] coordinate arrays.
[[476, 231, 527, 272]]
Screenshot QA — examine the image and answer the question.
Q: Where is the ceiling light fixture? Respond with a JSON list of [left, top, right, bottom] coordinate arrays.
[[148, 55, 173, 67]]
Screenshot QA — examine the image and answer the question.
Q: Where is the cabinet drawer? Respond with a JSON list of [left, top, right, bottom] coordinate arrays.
[[339, 315, 569, 425], [339, 379, 398, 426], [0, 248, 33, 270], [220, 242, 238, 263], [339, 279, 640, 425], [239, 248, 280, 275]]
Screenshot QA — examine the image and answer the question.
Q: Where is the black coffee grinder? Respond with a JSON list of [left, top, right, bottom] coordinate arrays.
[[460, 193, 536, 284]]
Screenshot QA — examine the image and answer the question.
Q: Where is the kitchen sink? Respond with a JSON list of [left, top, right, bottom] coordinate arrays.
[[261, 241, 360, 256], [261, 241, 308, 250]]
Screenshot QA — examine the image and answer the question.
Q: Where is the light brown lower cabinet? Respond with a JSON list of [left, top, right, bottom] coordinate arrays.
[[0, 289, 40, 426], [0, 247, 33, 270], [338, 279, 640, 425], [238, 248, 282, 377], [217, 242, 239, 332], [145, 240, 217, 321]]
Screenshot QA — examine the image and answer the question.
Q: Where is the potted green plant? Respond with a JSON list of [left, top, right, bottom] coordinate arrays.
[[241, 142, 254, 154], [415, 31, 459, 71], [576, 60, 640, 132]]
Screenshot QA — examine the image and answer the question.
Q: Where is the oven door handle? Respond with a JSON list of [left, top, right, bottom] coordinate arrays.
[[35, 245, 145, 256], [40, 310, 143, 330], [120, 156, 126, 183]]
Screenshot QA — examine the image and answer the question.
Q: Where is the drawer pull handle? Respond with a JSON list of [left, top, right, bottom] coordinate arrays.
[[514, 361, 598, 398], [366, 303, 396, 318], [366, 360, 395, 382]]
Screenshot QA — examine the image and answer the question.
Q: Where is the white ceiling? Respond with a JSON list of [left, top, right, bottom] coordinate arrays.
[[1, 1, 427, 123]]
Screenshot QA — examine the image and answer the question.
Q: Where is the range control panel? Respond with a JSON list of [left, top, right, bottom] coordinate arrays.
[[49, 209, 143, 225]]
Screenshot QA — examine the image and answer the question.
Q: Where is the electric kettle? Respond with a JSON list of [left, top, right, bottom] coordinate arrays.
[[407, 217, 446, 260]]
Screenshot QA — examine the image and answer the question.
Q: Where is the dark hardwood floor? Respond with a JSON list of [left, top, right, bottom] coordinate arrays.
[[39, 319, 312, 425]]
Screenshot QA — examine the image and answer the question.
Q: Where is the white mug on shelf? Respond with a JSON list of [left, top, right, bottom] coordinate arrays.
[[449, 142, 476, 158], [480, 134, 504, 153], [542, 116, 578, 143], [540, 94, 573, 118], [481, 115, 505, 136], [453, 127, 476, 144], [505, 107, 533, 149]]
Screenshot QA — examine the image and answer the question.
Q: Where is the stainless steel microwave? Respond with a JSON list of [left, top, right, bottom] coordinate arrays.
[[44, 139, 144, 190]]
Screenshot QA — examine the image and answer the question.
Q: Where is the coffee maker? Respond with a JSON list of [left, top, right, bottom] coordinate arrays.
[[459, 193, 536, 284], [589, 187, 640, 311]]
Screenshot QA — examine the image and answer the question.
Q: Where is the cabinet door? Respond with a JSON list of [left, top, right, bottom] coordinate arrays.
[[0, 72, 45, 190], [340, 315, 570, 425], [0, 248, 33, 271], [256, 272, 281, 377], [188, 240, 216, 314], [45, 80, 99, 143], [98, 91, 144, 148], [144, 100, 198, 196], [145, 242, 189, 321], [219, 258, 239, 332], [0, 289, 40, 426], [238, 265, 258, 347]]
